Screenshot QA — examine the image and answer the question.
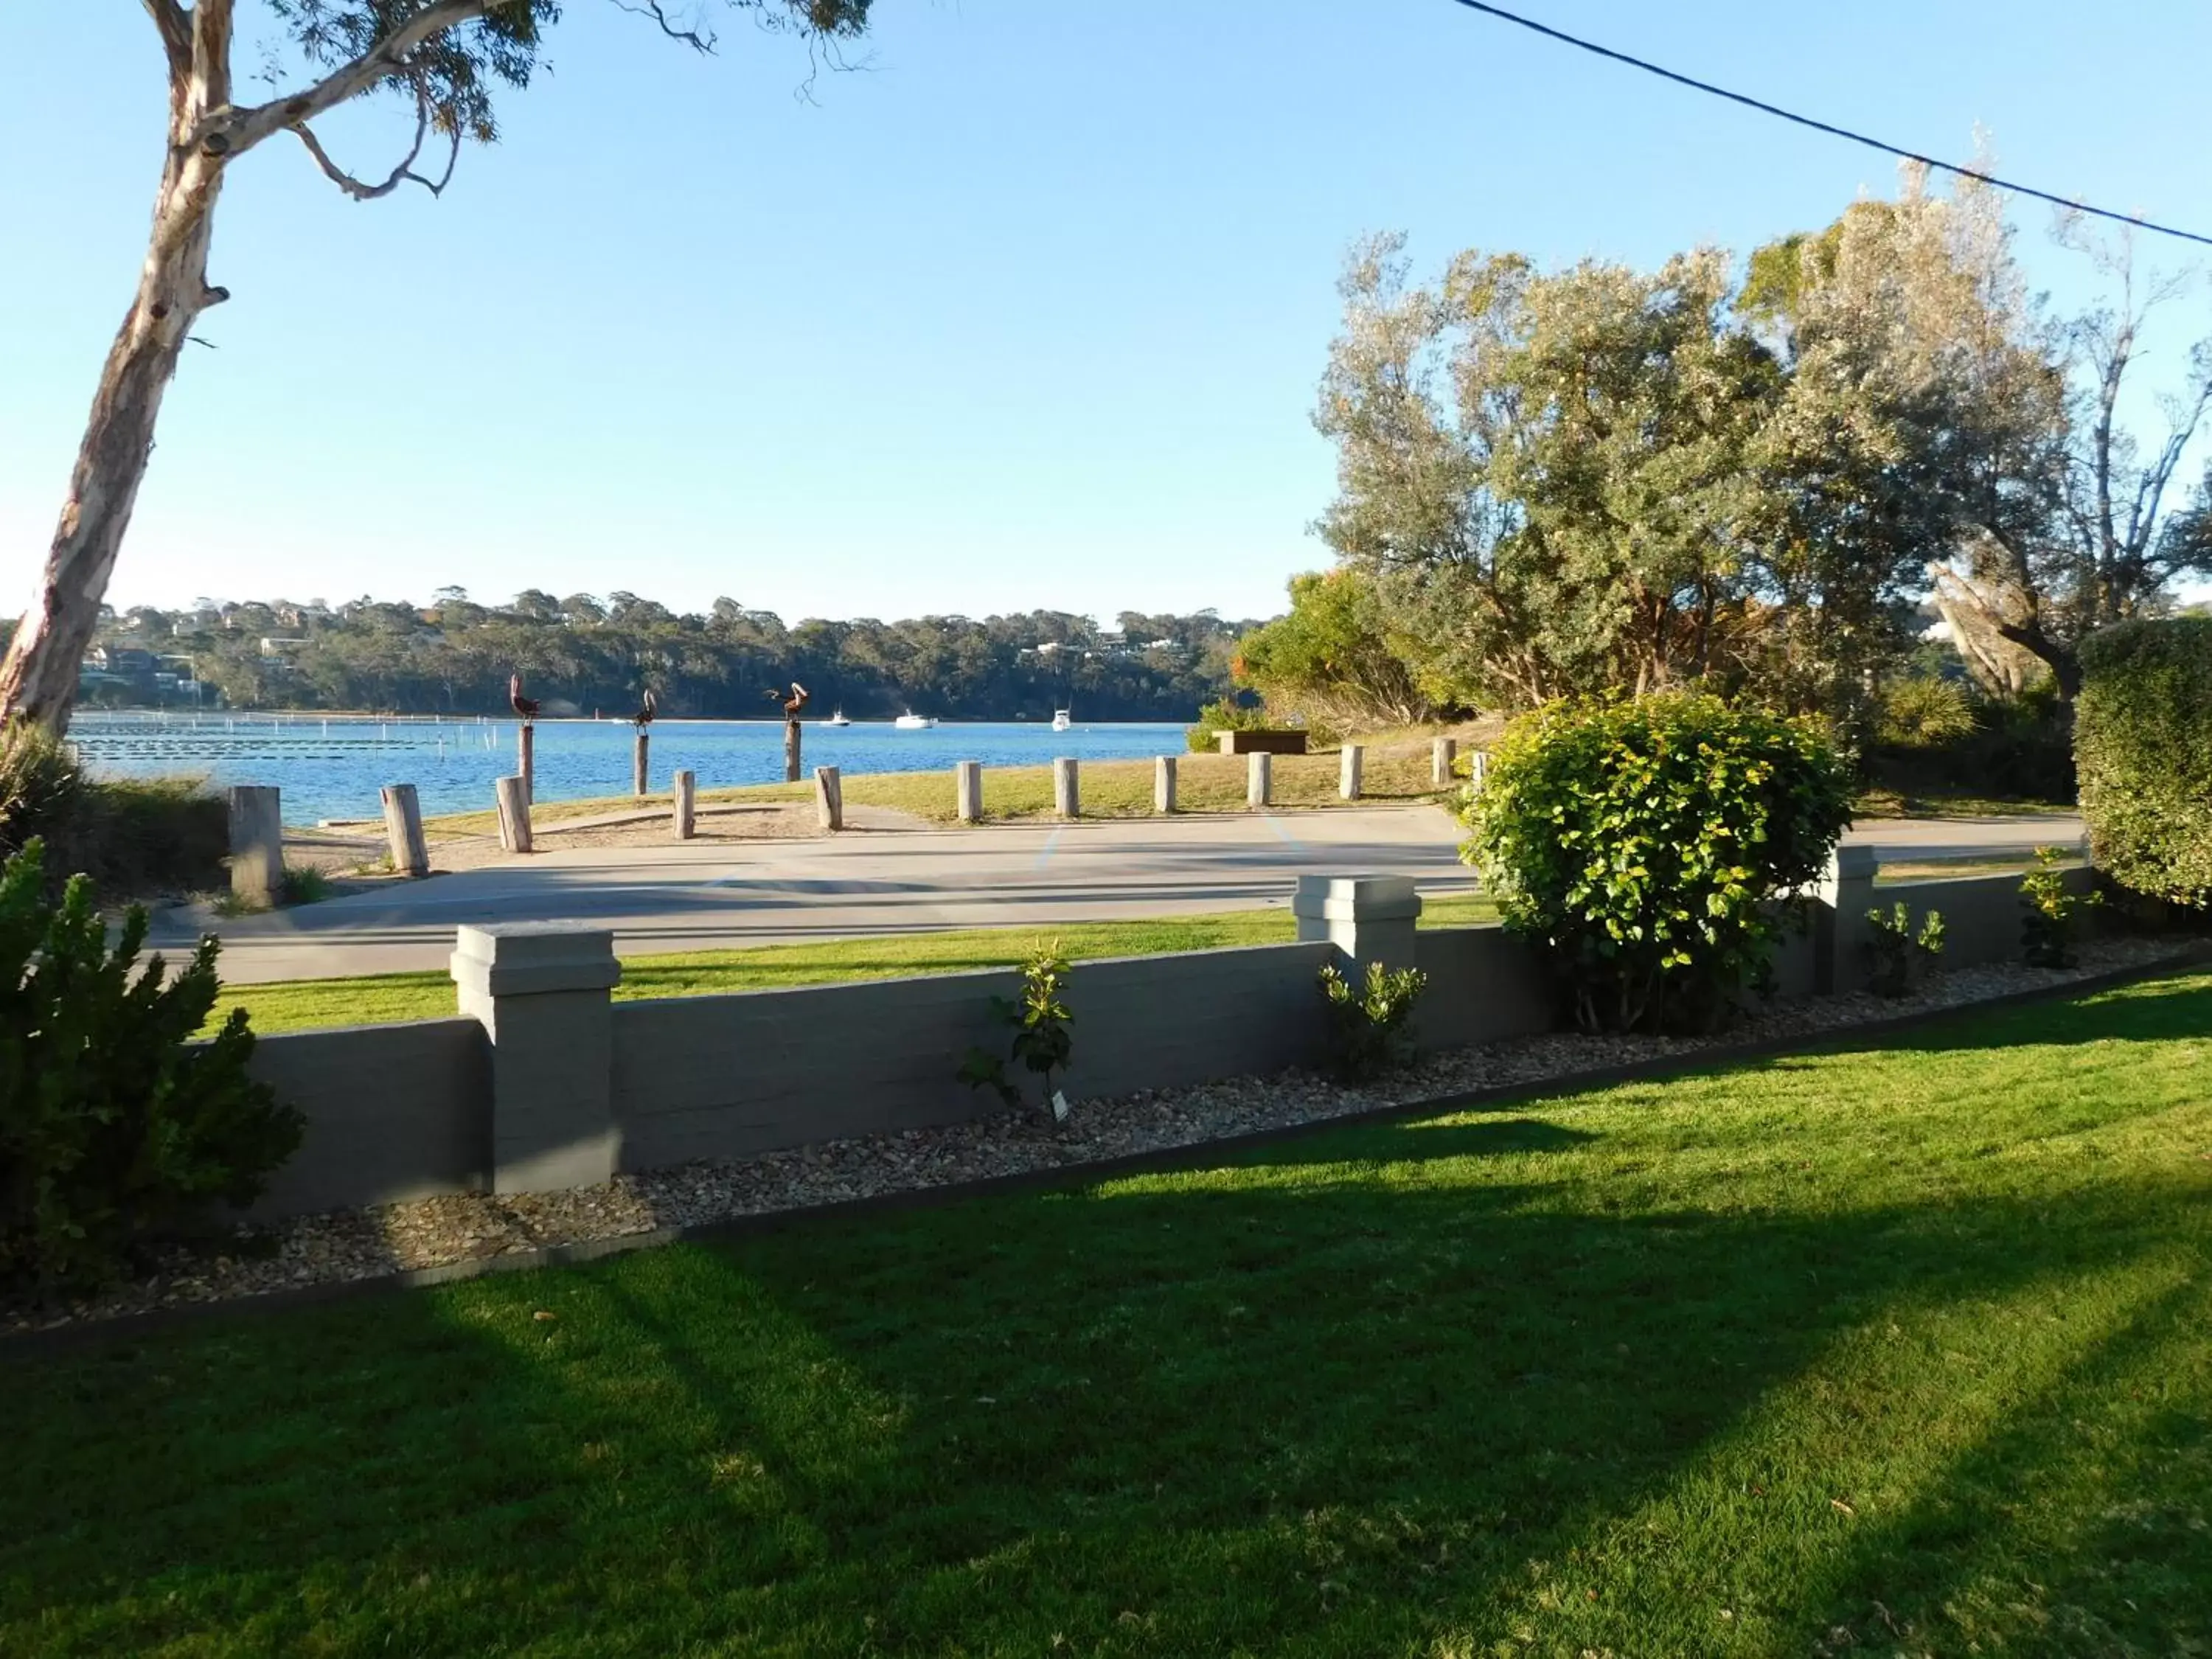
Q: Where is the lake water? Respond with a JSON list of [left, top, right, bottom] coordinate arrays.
[[68, 712, 1192, 825]]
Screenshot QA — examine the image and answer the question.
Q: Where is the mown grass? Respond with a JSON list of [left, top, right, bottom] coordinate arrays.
[[9, 972, 2211, 1655], [206, 891, 1499, 1035]]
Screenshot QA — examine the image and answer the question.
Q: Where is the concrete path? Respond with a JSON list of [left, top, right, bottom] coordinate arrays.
[[153, 804, 2084, 986]]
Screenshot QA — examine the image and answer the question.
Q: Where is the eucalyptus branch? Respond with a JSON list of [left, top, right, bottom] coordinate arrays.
[[611, 0, 719, 53], [141, 0, 190, 71], [291, 72, 462, 201]]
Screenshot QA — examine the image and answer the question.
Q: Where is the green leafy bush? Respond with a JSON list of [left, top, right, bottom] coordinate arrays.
[[2020, 846, 2099, 968], [1875, 676, 1978, 748], [0, 723, 227, 900], [1863, 902, 1944, 998], [2076, 618, 2212, 906], [0, 840, 302, 1293], [1318, 959, 1427, 1082], [959, 945, 1075, 1121], [1185, 696, 1270, 754], [1461, 692, 1852, 1032]]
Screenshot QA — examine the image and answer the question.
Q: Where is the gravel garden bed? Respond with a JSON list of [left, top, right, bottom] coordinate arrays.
[[4, 933, 2196, 1338]]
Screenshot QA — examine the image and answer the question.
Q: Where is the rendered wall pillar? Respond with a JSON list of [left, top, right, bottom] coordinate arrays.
[[1815, 844, 1879, 995], [451, 922, 622, 1194], [1293, 873, 1423, 979]]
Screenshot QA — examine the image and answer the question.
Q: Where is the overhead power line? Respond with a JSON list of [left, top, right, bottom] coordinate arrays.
[[1444, 0, 2212, 250]]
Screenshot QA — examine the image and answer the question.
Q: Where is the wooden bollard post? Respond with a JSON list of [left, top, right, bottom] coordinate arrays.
[[1467, 749, 1490, 792], [785, 717, 802, 785], [814, 765, 843, 831], [1431, 736, 1457, 788], [518, 723, 535, 804], [1054, 756, 1080, 819], [1154, 755, 1177, 814], [633, 730, 650, 798], [672, 769, 696, 841], [226, 785, 283, 908], [1340, 745, 1364, 801], [380, 782, 430, 877], [956, 760, 983, 824], [1248, 751, 1272, 808], [495, 773, 534, 855]]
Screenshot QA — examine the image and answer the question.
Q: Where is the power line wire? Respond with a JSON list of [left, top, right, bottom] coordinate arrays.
[[1444, 0, 2212, 250]]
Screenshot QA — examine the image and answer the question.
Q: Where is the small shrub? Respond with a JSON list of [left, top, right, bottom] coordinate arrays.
[[0, 723, 87, 862], [2020, 846, 2098, 968], [282, 866, 333, 905], [0, 723, 226, 900], [1461, 692, 1853, 1033], [1876, 676, 1978, 748], [1318, 959, 1427, 1082], [1863, 902, 1944, 998], [0, 839, 302, 1293], [1185, 696, 1270, 754], [959, 945, 1074, 1121], [2076, 617, 2212, 906]]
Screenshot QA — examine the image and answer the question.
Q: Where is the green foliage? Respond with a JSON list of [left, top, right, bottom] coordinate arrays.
[[0, 723, 226, 900], [0, 841, 302, 1293], [1184, 696, 1270, 754], [2076, 618, 2212, 906], [1462, 693, 1853, 1032], [1874, 675, 1978, 748], [1234, 568, 1443, 734], [1317, 959, 1428, 1082], [958, 946, 1075, 1120], [1863, 902, 1945, 998], [2020, 846, 2099, 968], [282, 866, 334, 906]]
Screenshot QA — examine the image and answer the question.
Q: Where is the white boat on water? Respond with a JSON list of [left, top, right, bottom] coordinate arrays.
[[894, 711, 936, 730], [1051, 709, 1073, 732], [824, 708, 852, 728]]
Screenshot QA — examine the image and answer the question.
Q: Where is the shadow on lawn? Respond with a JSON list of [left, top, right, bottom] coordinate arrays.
[[7, 1124, 2208, 1655]]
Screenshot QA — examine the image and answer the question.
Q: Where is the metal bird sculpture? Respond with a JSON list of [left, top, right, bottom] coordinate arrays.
[[632, 687, 657, 731], [509, 672, 541, 723], [763, 681, 810, 717]]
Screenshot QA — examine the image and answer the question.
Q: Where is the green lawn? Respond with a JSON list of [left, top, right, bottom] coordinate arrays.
[[208, 893, 1499, 1034], [10, 972, 2211, 1655]]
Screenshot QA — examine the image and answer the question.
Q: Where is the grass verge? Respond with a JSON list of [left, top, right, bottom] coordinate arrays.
[[10, 971, 2211, 1654], [207, 891, 1499, 1034]]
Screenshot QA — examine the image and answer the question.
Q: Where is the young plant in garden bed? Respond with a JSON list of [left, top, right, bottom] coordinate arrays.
[[1318, 959, 1428, 1082], [959, 945, 1075, 1122], [0, 839, 300, 1293], [2020, 846, 2100, 967], [1461, 692, 1852, 1033], [1864, 902, 1945, 998]]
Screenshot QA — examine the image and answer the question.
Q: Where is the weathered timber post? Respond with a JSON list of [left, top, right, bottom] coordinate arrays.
[[1340, 745, 1364, 801], [1294, 873, 1423, 980], [633, 730, 650, 798], [956, 760, 983, 824], [672, 769, 696, 841], [815, 765, 844, 831], [1431, 736, 1457, 788], [380, 782, 430, 877], [451, 923, 622, 1194], [1248, 751, 1272, 808], [785, 717, 802, 785], [1815, 844, 1878, 995], [1054, 756, 1081, 818], [518, 723, 535, 804], [495, 773, 534, 855], [1467, 749, 1490, 792], [1154, 755, 1178, 813], [226, 785, 283, 908]]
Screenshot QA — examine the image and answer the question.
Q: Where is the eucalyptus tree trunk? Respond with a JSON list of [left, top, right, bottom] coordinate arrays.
[[0, 7, 232, 731]]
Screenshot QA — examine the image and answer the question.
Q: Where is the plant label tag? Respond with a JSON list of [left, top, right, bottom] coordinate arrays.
[[1051, 1090, 1071, 1124]]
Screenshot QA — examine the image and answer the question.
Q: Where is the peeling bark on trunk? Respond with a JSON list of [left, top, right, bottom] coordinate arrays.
[[0, 14, 230, 731]]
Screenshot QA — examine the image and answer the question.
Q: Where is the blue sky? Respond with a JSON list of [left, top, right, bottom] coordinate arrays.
[[3, 0, 2208, 625]]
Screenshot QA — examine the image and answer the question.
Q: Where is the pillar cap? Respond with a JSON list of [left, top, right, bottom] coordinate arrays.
[[1832, 844, 1879, 878], [451, 922, 620, 996], [1292, 873, 1422, 922]]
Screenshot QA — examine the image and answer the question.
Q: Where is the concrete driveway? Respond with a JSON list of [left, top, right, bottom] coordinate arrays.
[[153, 804, 2084, 985]]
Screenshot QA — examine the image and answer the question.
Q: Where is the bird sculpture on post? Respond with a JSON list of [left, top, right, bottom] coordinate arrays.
[[765, 681, 809, 782], [630, 686, 657, 796], [508, 672, 540, 803]]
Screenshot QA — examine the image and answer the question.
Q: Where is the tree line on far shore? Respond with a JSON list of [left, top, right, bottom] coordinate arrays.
[[68, 597, 1253, 724]]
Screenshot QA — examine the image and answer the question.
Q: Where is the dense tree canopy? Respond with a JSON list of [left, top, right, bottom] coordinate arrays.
[[79, 595, 1250, 723]]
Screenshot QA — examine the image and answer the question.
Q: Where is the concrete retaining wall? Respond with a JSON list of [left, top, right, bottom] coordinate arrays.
[[234, 860, 2082, 1218]]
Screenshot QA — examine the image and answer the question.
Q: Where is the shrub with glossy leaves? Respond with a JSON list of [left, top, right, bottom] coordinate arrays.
[[1461, 693, 1852, 1032], [0, 839, 301, 1293], [2076, 618, 2212, 907]]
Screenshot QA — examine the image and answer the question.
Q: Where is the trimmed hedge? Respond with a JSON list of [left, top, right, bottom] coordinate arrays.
[[2076, 618, 2212, 907]]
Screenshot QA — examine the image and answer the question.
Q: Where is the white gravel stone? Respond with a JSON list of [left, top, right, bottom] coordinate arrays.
[[3, 935, 2191, 1336]]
